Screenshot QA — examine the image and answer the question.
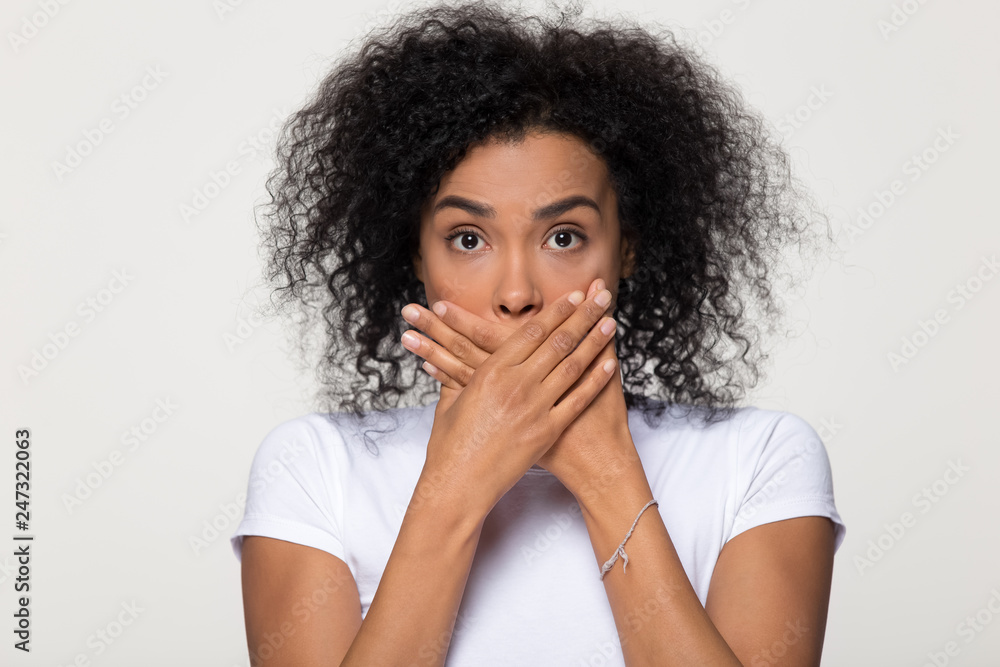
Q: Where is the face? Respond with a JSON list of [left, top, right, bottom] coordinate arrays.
[[412, 131, 634, 329]]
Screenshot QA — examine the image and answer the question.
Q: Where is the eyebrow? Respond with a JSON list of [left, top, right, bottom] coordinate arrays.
[[432, 194, 601, 221]]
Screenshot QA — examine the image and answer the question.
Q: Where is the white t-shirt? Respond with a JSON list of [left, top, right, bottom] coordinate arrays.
[[231, 400, 846, 665]]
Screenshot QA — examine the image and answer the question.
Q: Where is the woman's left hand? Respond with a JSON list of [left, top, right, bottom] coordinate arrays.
[[400, 278, 638, 498]]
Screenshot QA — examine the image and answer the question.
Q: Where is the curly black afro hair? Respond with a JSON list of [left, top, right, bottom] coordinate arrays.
[[256, 0, 829, 436]]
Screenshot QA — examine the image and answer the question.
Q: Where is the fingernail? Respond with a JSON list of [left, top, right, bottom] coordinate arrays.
[[568, 290, 585, 305], [401, 331, 420, 350], [401, 305, 419, 324], [600, 317, 616, 336], [595, 289, 611, 308], [432, 302, 447, 317]]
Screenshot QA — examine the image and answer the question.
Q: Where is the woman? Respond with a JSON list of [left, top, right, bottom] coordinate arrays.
[[231, 1, 846, 665]]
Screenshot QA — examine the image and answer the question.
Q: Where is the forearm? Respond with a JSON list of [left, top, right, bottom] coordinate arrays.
[[577, 445, 742, 666], [341, 467, 486, 667]]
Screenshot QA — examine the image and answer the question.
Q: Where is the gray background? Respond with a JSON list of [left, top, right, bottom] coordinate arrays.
[[2, 0, 998, 664]]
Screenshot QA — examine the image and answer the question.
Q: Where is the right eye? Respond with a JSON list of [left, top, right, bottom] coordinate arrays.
[[445, 228, 487, 252]]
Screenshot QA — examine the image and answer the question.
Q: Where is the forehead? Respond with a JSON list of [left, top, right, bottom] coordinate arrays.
[[424, 132, 613, 214]]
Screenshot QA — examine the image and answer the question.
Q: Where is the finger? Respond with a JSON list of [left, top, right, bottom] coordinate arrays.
[[522, 286, 614, 386], [491, 288, 589, 368], [549, 344, 618, 431], [427, 300, 516, 355], [541, 306, 617, 402], [401, 303, 493, 367], [401, 329, 477, 386], [587, 278, 602, 298], [421, 361, 464, 391], [554, 335, 617, 404]]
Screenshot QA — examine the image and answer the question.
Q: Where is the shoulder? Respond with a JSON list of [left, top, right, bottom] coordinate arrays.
[[627, 400, 760, 453], [252, 401, 436, 457], [242, 403, 438, 494], [727, 407, 845, 551], [628, 400, 845, 551], [728, 407, 833, 484], [629, 400, 826, 460], [245, 412, 344, 472]]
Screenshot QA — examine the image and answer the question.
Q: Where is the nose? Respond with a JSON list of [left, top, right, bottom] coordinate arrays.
[[493, 252, 541, 325]]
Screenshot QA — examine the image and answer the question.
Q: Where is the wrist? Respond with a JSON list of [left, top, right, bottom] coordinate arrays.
[[576, 462, 653, 526], [567, 427, 645, 509], [576, 466, 657, 578], [411, 462, 492, 533]]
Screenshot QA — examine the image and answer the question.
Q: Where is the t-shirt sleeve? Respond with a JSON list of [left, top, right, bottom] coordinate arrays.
[[729, 411, 846, 553], [230, 415, 346, 563]]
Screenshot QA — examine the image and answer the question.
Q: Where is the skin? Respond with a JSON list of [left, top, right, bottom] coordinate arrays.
[[240, 133, 628, 667], [402, 130, 836, 665], [412, 130, 634, 318], [238, 130, 834, 667], [411, 130, 637, 486]]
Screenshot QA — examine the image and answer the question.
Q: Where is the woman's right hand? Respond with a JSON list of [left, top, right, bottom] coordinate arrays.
[[415, 286, 618, 520]]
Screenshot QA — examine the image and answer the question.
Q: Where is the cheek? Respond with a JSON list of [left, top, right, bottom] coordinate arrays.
[[423, 263, 482, 306], [548, 257, 615, 298], [543, 278, 584, 301]]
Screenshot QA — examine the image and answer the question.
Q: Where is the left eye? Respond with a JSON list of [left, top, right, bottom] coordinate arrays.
[[547, 229, 582, 249]]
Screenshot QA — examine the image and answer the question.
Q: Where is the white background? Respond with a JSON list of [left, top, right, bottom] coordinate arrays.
[[2, 0, 998, 664]]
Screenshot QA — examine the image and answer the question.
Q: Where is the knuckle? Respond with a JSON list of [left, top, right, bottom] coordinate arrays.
[[522, 320, 545, 341], [457, 364, 475, 385], [590, 324, 610, 345], [470, 323, 496, 350], [550, 329, 575, 355], [559, 390, 585, 416], [560, 357, 582, 380], [451, 334, 472, 359], [583, 300, 604, 319]]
